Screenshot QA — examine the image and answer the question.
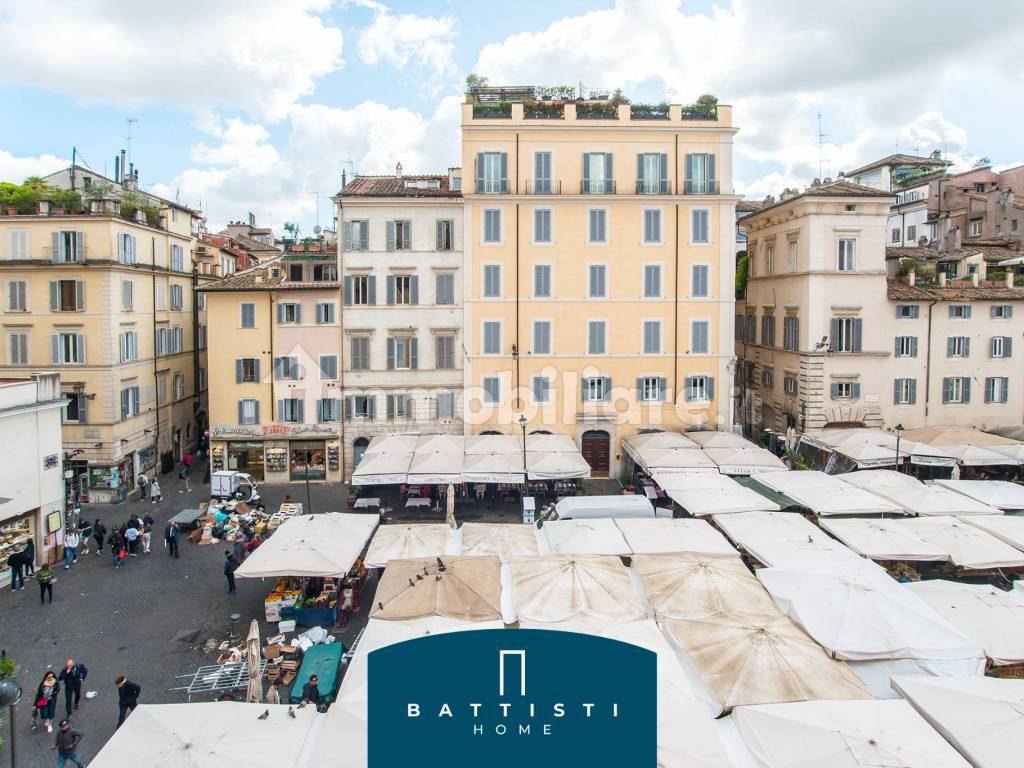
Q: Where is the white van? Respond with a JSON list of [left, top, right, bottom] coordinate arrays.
[[541, 494, 670, 521]]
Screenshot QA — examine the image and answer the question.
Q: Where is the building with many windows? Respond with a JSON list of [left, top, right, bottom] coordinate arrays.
[[461, 93, 737, 476], [335, 167, 464, 474]]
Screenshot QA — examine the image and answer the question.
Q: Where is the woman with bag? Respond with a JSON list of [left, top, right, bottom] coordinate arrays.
[[109, 529, 125, 569], [34, 671, 60, 733]]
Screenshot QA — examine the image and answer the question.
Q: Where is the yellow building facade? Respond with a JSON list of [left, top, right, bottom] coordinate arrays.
[[461, 99, 738, 475]]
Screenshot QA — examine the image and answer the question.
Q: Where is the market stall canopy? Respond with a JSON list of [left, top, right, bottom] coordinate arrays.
[[464, 434, 522, 454], [804, 429, 957, 468], [907, 580, 1024, 666], [370, 556, 502, 622], [754, 471, 905, 516], [893, 676, 1024, 768], [989, 425, 1024, 442], [350, 449, 413, 486], [939, 444, 1021, 467], [88, 702, 320, 768], [934, 479, 1024, 511], [622, 431, 701, 451], [869, 483, 1002, 517], [756, 559, 983, 662], [405, 449, 463, 485], [658, 474, 780, 516], [615, 518, 739, 557], [661, 611, 873, 716], [702, 446, 788, 476], [991, 443, 1024, 463], [538, 518, 631, 556], [903, 426, 1020, 448], [364, 524, 456, 568], [365, 433, 421, 453], [732, 699, 972, 768], [460, 451, 524, 484], [458, 523, 540, 559], [235, 513, 378, 579], [525, 449, 591, 480], [525, 433, 579, 452], [892, 516, 1024, 570], [818, 518, 948, 562], [413, 433, 465, 453], [961, 514, 1024, 552], [838, 469, 924, 491], [508, 555, 646, 623], [685, 431, 753, 449], [712, 511, 862, 568], [642, 448, 720, 477], [633, 553, 777, 618]]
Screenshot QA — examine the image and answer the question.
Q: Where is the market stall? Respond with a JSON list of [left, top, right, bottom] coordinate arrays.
[[614, 518, 739, 556], [537, 518, 631, 556], [865, 482, 1002, 517], [817, 518, 948, 562], [702, 446, 788, 476], [684, 431, 752, 449], [891, 516, 1024, 570], [370, 556, 502, 622], [507, 554, 646, 623], [961, 514, 1024, 552], [753, 471, 905, 516], [458, 523, 540, 559], [657, 473, 780, 516], [632, 553, 777, 618], [712, 510, 862, 568], [350, 449, 414, 486], [934, 480, 1024, 512], [364, 523, 458, 568]]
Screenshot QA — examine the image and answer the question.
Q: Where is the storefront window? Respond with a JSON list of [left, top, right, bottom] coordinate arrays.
[[291, 441, 326, 481], [1, 516, 34, 583], [229, 442, 266, 481]]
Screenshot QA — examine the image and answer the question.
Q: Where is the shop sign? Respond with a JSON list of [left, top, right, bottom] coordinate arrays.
[[43, 453, 59, 470], [211, 424, 338, 438]]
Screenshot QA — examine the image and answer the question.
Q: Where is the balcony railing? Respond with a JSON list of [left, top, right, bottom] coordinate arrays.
[[681, 107, 719, 120], [630, 104, 670, 120], [472, 103, 512, 119], [683, 179, 720, 195], [575, 103, 619, 120], [635, 180, 670, 195], [523, 102, 564, 119], [580, 179, 616, 194], [475, 179, 510, 194], [525, 180, 562, 195], [44, 247, 88, 264]]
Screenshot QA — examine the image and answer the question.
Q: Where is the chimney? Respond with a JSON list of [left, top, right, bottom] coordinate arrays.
[[930, 149, 942, 160], [908, 269, 916, 286], [341, 170, 347, 190], [120, 150, 127, 183], [971, 272, 980, 287], [1006, 268, 1014, 289], [114, 155, 120, 183], [395, 162, 403, 178], [939, 272, 947, 287], [810, 178, 821, 188]]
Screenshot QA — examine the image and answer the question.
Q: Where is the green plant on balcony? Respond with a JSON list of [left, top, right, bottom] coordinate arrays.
[[630, 102, 670, 120], [576, 101, 619, 119], [83, 179, 115, 203], [682, 93, 718, 119], [120, 190, 161, 227], [735, 251, 749, 298], [609, 88, 630, 106], [473, 101, 512, 118], [465, 73, 489, 101], [535, 85, 575, 101], [0, 176, 82, 214], [523, 99, 564, 119]]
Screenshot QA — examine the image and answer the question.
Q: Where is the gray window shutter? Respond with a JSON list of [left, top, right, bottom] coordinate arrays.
[[296, 399, 304, 422], [605, 154, 613, 190], [386, 394, 395, 419], [274, 357, 282, 379], [831, 383, 840, 399], [386, 221, 396, 251], [277, 303, 285, 323], [436, 220, 444, 250], [49, 281, 59, 311], [684, 153, 694, 190], [963, 377, 971, 403], [50, 334, 60, 363], [635, 377, 643, 401], [985, 378, 994, 404], [342, 221, 353, 250], [238, 400, 244, 422], [1006, 306, 1014, 318], [948, 306, 955, 319], [851, 382, 861, 399], [602, 376, 612, 401], [368, 275, 377, 305], [51, 232, 61, 262], [411, 275, 419, 305], [659, 154, 668, 191], [278, 398, 286, 418], [684, 376, 694, 401], [894, 338, 901, 357], [475, 152, 484, 192], [293, 305, 301, 324], [344, 276, 352, 305], [909, 379, 917, 405], [947, 337, 954, 357], [1005, 337, 1013, 357], [387, 337, 395, 369], [359, 222, 369, 251], [236, 359, 244, 383], [410, 337, 418, 369], [402, 221, 411, 250], [344, 397, 352, 420], [911, 337, 918, 358], [658, 378, 668, 401], [964, 306, 972, 319], [707, 377, 715, 400], [852, 319, 863, 352], [499, 153, 508, 190], [708, 154, 716, 188], [963, 337, 970, 357], [368, 396, 376, 420], [942, 378, 951, 404], [76, 334, 85, 363], [386, 275, 395, 305], [893, 379, 901, 404], [636, 154, 644, 188], [830, 318, 841, 349], [582, 153, 589, 187]]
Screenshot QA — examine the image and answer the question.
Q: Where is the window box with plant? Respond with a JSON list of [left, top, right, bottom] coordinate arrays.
[[473, 101, 512, 118], [523, 99, 564, 119], [681, 94, 719, 120], [630, 102, 670, 120]]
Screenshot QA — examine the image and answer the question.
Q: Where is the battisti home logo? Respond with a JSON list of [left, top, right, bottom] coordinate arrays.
[[368, 628, 657, 766]]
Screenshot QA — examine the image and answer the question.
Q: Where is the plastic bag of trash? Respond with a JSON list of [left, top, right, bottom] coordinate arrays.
[[298, 626, 328, 645]]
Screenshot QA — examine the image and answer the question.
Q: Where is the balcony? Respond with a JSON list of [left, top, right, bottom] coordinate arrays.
[[475, 179, 510, 194], [575, 103, 619, 120], [683, 180, 720, 195], [630, 103, 670, 120], [525, 180, 562, 195], [681, 106, 719, 121], [44, 247, 89, 264], [635, 180, 670, 195], [523, 101, 564, 119], [580, 180, 616, 195], [472, 103, 512, 119]]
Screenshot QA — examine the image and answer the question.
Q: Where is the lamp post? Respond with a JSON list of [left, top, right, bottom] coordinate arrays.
[[518, 414, 528, 489], [894, 423, 905, 473], [304, 450, 313, 514], [0, 678, 22, 768]]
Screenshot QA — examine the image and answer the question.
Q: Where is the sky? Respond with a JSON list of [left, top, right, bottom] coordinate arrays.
[[1, 0, 1021, 235]]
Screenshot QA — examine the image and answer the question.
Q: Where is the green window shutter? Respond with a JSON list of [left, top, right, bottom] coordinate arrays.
[[386, 221, 396, 251]]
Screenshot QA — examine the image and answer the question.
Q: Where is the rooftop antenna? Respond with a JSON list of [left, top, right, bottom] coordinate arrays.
[[817, 112, 828, 181], [126, 116, 138, 169], [313, 190, 320, 229]]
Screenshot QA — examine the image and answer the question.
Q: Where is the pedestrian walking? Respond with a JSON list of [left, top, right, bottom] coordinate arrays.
[[109, 530, 125, 569], [142, 513, 154, 554], [51, 720, 85, 768], [114, 676, 141, 728], [92, 519, 106, 556], [57, 659, 87, 719], [136, 473, 149, 502], [7, 548, 25, 592], [164, 521, 180, 558], [34, 671, 60, 732], [178, 462, 191, 493], [24, 537, 35, 575], [77, 519, 91, 555], [125, 525, 139, 557], [232, 536, 245, 564], [63, 530, 80, 569], [223, 551, 239, 595], [150, 479, 162, 503], [38, 562, 54, 604]]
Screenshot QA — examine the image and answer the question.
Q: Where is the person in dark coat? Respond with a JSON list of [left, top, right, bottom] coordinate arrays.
[[58, 659, 86, 719], [92, 519, 106, 556], [108, 529, 125, 569], [23, 537, 35, 575], [164, 521, 180, 559], [232, 537, 245, 564], [300, 674, 321, 705], [51, 719, 85, 767], [114, 675, 140, 728], [7, 548, 24, 591], [223, 552, 239, 595]]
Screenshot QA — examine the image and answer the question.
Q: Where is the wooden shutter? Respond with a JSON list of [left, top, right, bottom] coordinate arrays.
[[499, 153, 508, 191], [962, 377, 971, 403], [410, 338, 418, 369], [851, 382, 860, 399], [605, 154, 613, 192], [707, 377, 715, 401], [75, 334, 85, 363], [386, 394, 395, 419], [659, 153, 668, 192], [386, 337, 395, 369], [582, 153, 590, 190], [684, 154, 694, 192], [831, 318, 841, 350], [831, 383, 840, 399], [368, 275, 377, 305], [941, 378, 951, 403], [635, 377, 643, 401], [411, 275, 419, 305], [49, 281, 59, 311], [909, 379, 917, 405], [852, 319, 863, 352], [436, 220, 444, 251], [636, 154, 644, 191], [402, 220, 411, 250], [386, 221, 396, 251], [386, 275, 395, 305], [707, 154, 716, 189], [1004, 337, 1013, 357], [343, 276, 352, 305], [342, 221, 353, 250], [946, 337, 954, 357], [475, 152, 484, 192], [911, 337, 918, 357], [238, 400, 245, 422], [51, 232, 61, 262], [50, 334, 60, 363], [367, 395, 376, 420], [963, 337, 970, 357]]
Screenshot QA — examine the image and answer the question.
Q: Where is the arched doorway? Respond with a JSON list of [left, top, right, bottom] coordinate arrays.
[[581, 430, 611, 477], [481, 430, 504, 435], [353, 437, 370, 467]]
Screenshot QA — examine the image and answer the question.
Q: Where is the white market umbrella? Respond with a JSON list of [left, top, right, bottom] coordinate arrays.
[[364, 524, 454, 568], [445, 483, 456, 529], [935, 480, 1024, 511], [819, 518, 948, 562], [702, 446, 788, 475], [539, 518, 631, 556], [871, 484, 1002, 516], [892, 516, 1024, 570], [941, 444, 1020, 467], [235, 513, 379, 579], [713, 511, 862, 568], [614, 518, 739, 556], [685, 431, 753, 449], [370, 556, 502, 622], [961, 514, 1024, 552], [633, 553, 776, 618], [622, 431, 701, 452], [508, 555, 646, 623], [838, 470, 922, 491], [459, 523, 539, 559]]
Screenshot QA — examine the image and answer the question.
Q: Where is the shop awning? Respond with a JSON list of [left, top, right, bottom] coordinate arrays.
[[818, 518, 949, 562], [460, 452, 525, 484], [526, 450, 591, 479], [235, 513, 378, 578], [350, 450, 413, 486], [701, 446, 788, 475], [935, 480, 1024, 511], [405, 449, 463, 484]]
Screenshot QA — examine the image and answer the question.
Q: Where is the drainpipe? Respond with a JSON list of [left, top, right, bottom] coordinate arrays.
[[191, 263, 201, 446], [268, 292, 275, 422], [673, 133, 680, 404], [338, 201, 346, 483], [151, 237, 161, 477], [924, 299, 938, 425], [514, 132, 521, 410]]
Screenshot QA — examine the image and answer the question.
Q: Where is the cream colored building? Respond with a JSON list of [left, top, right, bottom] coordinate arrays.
[[737, 181, 1024, 435], [461, 94, 738, 476], [1, 169, 205, 502]]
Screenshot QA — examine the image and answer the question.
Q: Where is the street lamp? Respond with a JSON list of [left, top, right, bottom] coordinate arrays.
[[518, 414, 528, 488], [0, 678, 22, 768], [894, 423, 905, 473]]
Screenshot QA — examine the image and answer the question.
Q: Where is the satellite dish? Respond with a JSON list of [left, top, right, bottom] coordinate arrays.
[[313, 225, 322, 235]]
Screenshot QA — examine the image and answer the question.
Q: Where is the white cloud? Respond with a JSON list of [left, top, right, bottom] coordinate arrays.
[[0, 0, 343, 120], [356, 7, 459, 94], [0, 150, 69, 181]]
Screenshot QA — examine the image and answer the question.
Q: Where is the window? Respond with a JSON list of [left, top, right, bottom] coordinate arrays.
[[637, 376, 666, 402], [765, 245, 774, 275], [691, 209, 710, 244], [274, 356, 300, 380], [278, 303, 301, 324], [318, 398, 340, 422], [316, 302, 336, 324], [313, 263, 337, 282], [943, 377, 970, 404], [483, 322, 501, 355], [240, 303, 255, 327], [582, 376, 611, 402], [967, 264, 979, 276], [896, 304, 919, 319], [895, 336, 918, 358], [787, 241, 798, 272], [51, 333, 85, 364], [118, 233, 137, 264], [691, 264, 709, 297], [120, 386, 140, 419], [783, 316, 799, 351], [892, 228, 901, 243], [345, 274, 374, 305], [197, 292, 206, 310], [435, 219, 454, 251], [118, 330, 139, 362], [968, 218, 982, 237], [8, 331, 28, 364], [532, 376, 551, 404], [830, 317, 863, 353], [783, 375, 798, 396], [351, 395, 374, 419], [975, 182, 986, 193], [907, 225, 917, 242], [387, 220, 413, 250], [476, 151, 509, 194], [436, 392, 455, 419], [279, 398, 304, 423], [319, 355, 338, 380], [5, 280, 27, 312], [761, 314, 775, 346], [171, 244, 184, 272], [483, 209, 502, 243], [173, 373, 184, 401], [691, 320, 709, 354], [198, 325, 207, 349], [49, 279, 84, 312], [7, 229, 28, 260], [588, 264, 607, 297], [350, 337, 370, 370], [483, 264, 502, 298], [588, 209, 608, 243], [588, 320, 607, 354], [643, 209, 661, 243], [533, 320, 551, 354], [947, 336, 970, 358], [894, 378, 917, 405], [643, 320, 662, 354], [236, 358, 260, 383], [435, 335, 455, 369], [830, 381, 860, 400], [838, 239, 856, 271], [533, 209, 552, 243], [388, 336, 417, 370], [287, 263, 305, 282], [386, 394, 411, 420], [684, 153, 715, 194], [1013, 219, 1019, 233], [170, 283, 183, 310], [761, 369, 774, 388], [533, 265, 552, 298], [685, 375, 713, 401], [991, 336, 1012, 358], [50, 230, 84, 263], [63, 392, 86, 423], [582, 152, 613, 194], [949, 304, 971, 320], [637, 153, 668, 194], [199, 367, 207, 391], [120, 280, 133, 311], [985, 377, 1009, 404], [482, 376, 500, 404], [388, 274, 417, 305], [343, 220, 369, 251], [991, 304, 1013, 319], [436, 273, 455, 305], [643, 265, 661, 298], [745, 314, 756, 344], [533, 152, 553, 193]]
